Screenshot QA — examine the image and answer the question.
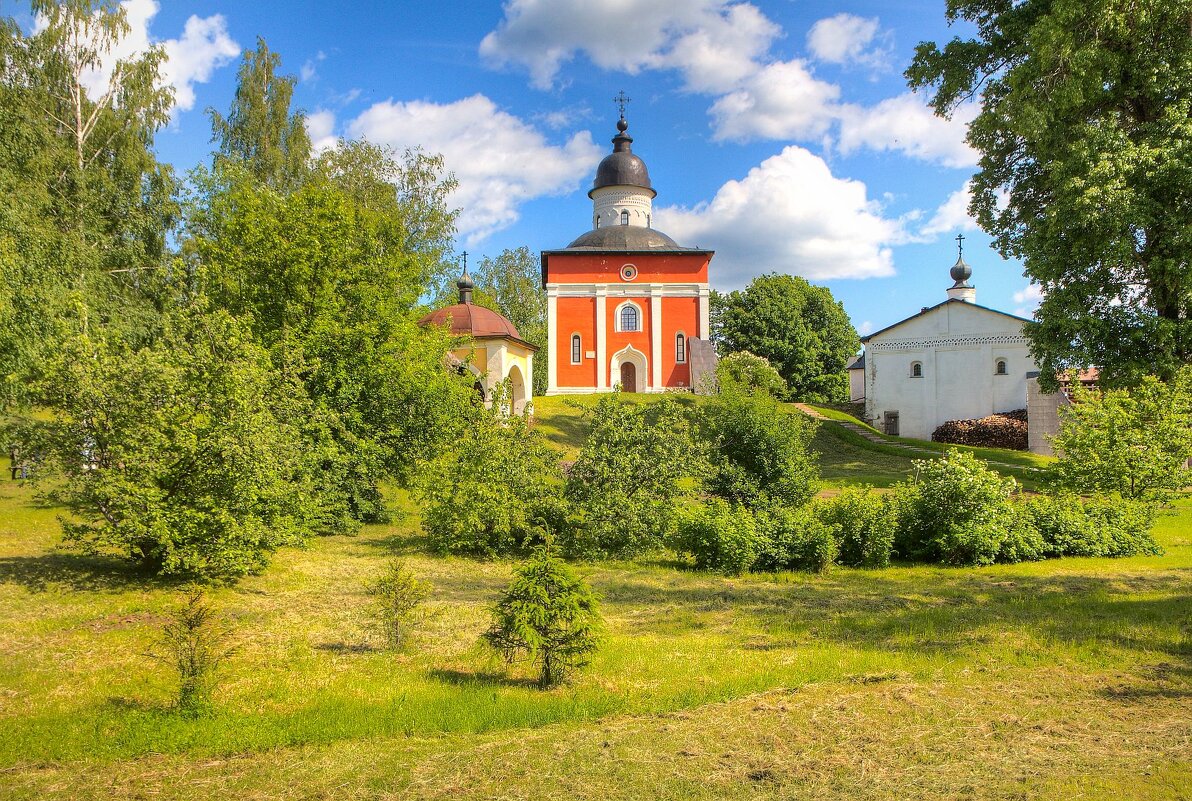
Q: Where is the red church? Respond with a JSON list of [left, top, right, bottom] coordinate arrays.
[[542, 109, 713, 394]]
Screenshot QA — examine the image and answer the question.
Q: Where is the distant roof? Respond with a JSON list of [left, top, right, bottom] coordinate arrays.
[[846, 353, 865, 370], [860, 298, 1033, 343], [562, 225, 696, 251], [418, 303, 539, 351]]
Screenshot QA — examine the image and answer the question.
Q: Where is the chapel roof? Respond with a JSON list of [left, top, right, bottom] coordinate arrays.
[[419, 270, 539, 351], [859, 298, 1033, 343]]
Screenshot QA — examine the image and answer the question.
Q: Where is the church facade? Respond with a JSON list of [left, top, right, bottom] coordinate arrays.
[[542, 111, 713, 394], [858, 248, 1038, 440]]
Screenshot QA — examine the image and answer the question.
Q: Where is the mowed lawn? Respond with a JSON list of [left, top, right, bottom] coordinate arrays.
[[1, 398, 1189, 800]]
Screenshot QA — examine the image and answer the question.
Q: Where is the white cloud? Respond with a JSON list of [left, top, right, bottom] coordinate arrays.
[[654, 146, 904, 288], [858, 320, 874, 335], [1013, 283, 1044, 318], [347, 94, 602, 242], [54, 0, 239, 114], [305, 109, 337, 154], [806, 14, 891, 71], [837, 95, 979, 168], [479, 0, 779, 92], [301, 50, 326, 83], [709, 59, 840, 141], [921, 180, 980, 238]]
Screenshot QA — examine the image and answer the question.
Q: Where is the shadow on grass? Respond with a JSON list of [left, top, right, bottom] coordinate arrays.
[[316, 642, 380, 654], [428, 667, 540, 689], [0, 551, 182, 593]]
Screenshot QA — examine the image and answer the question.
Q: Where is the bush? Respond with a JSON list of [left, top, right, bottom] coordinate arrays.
[[702, 384, 819, 510], [815, 487, 897, 568], [366, 560, 431, 650], [671, 499, 762, 575], [895, 450, 1018, 566], [418, 392, 563, 556], [756, 506, 840, 573], [1021, 493, 1160, 558], [715, 351, 787, 398], [932, 409, 1028, 450], [148, 591, 234, 714], [484, 547, 603, 689], [563, 395, 705, 558]]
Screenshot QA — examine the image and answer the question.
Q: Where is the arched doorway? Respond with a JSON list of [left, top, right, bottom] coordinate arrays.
[[619, 362, 637, 393], [506, 364, 528, 414]]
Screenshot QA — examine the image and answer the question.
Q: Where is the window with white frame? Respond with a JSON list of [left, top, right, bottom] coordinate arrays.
[[911, 361, 923, 378], [617, 303, 640, 332], [571, 334, 582, 364], [620, 209, 629, 226], [675, 332, 686, 363]]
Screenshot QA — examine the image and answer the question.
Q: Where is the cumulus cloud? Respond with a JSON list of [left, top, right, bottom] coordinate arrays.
[[709, 59, 840, 141], [921, 180, 980, 238], [654, 146, 905, 287], [1013, 283, 1044, 318], [479, 0, 779, 92], [806, 13, 891, 71], [300, 51, 325, 83], [347, 94, 602, 242], [837, 95, 979, 168], [51, 0, 239, 114], [305, 109, 338, 154]]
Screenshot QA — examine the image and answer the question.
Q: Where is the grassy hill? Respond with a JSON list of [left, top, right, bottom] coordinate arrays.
[[1, 394, 1189, 800]]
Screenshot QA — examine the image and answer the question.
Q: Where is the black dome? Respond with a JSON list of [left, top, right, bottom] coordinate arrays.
[[589, 125, 655, 197], [950, 255, 972, 286], [565, 225, 688, 250]]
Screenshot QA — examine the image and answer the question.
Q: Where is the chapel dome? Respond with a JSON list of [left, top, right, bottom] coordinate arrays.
[[589, 118, 655, 197], [565, 225, 685, 250], [419, 303, 523, 340], [950, 255, 973, 286]]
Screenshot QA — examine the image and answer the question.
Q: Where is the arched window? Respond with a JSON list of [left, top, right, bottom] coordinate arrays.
[[621, 209, 629, 226], [647, 213, 651, 228], [619, 304, 640, 332], [911, 362, 923, 378], [595, 214, 601, 228], [571, 334, 582, 364], [675, 332, 687, 363], [995, 359, 1007, 375]]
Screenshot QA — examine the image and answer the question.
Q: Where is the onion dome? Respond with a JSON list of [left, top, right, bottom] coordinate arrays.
[[950, 254, 973, 287], [589, 117, 655, 198]]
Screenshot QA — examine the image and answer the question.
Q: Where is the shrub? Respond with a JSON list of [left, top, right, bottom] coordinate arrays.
[[148, 591, 234, 714], [1022, 493, 1160, 558], [756, 506, 840, 573], [484, 547, 603, 689], [671, 499, 762, 575], [702, 384, 819, 510], [715, 351, 787, 398], [815, 487, 898, 568], [895, 450, 1018, 566], [366, 561, 431, 650], [563, 395, 705, 558], [418, 391, 563, 556]]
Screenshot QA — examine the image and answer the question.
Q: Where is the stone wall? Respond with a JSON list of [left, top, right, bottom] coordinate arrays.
[[1026, 375, 1067, 456], [688, 338, 719, 395]]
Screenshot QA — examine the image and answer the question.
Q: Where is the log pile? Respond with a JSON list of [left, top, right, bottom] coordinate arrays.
[[931, 409, 1028, 451]]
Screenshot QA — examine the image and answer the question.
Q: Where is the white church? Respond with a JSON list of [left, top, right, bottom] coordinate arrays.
[[850, 241, 1038, 440]]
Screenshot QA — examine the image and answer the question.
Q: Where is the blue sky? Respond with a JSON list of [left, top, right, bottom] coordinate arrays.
[[24, 0, 1043, 336]]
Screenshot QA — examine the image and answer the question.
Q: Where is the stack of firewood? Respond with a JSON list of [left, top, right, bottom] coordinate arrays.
[[931, 409, 1028, 451]]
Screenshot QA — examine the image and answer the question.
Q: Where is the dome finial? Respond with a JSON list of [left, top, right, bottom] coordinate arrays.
[[950, 233, 972, 286], [457, 251, 474, 304]]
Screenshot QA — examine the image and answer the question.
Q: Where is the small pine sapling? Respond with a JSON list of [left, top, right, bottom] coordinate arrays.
[[484, 547, 603, 689], [366, 560, 432, 650], [149, 590, 235, 714]]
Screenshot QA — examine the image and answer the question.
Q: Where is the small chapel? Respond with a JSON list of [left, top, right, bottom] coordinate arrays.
[[854, 239, 1039, 440], [541, 99, 715, 395]]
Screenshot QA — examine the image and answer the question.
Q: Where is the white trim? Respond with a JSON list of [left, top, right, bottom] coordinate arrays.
[[698, 287, 710, 338], [547, 282, 708, 297], [596, 289, 607, 390], [610, 345, 648, 392], [570, 333, 583, 364], [675, 330, 687, 363], [614, 300, 643, 333], [546, 292, 558, 394], [650, 291, 662, 389]]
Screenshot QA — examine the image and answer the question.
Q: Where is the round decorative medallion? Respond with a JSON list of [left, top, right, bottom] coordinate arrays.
[[620, 263, 638, 282]]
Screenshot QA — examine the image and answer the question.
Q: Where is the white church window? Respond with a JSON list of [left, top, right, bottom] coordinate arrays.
[[995, 359, 1007, 375], [911, 362, 923, 378], [621, 209, 629, 226], [616, 302, 641, 332], [571, 334, 582, 364], [675, 332, 687, 363]]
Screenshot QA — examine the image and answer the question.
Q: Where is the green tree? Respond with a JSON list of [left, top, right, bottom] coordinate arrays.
[[484, 547, 603, 689], [148, 590, 235, 714], [562, 395, 706, 558], [908, 0, 1192, 389], [714, 351, 787, 398], [366, 561, 432, 651], [22, 307, 320, 580], [1048, 369, 1192, 499], [208, 37, 310, 191], [702, 382, 820, 510], [712, 274, 858, 402], [472, 247, 547, 396]]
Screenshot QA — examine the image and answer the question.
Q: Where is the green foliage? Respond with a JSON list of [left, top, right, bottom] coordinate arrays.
[[671, 499, 762, 575], [417, 388, 563, 556], [908, 0, 1192, 386], [562, 395, 705, 558], [21, 307, 319, 579], [714, 351, 787, 398], [756, 506, 840, 574], [1048, 370, 1192, 499], [711, 274, 858, 402], [471, 247, 548, 397], [702, 383, 819, 509], [1021, 493, 1161, 559], [148, 590, 234, 714], [208, 37, 311, 192], [366, 561, 432, 651], [484, 547, 603, 689], [895, 450, 1019, 566], [815, 486, 897, 568]]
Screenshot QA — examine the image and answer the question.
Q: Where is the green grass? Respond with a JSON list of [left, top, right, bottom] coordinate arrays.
[[1, 397, 1190, 800]]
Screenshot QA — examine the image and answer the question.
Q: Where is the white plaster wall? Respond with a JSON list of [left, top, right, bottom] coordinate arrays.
[[592, 186, 653, 228]]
